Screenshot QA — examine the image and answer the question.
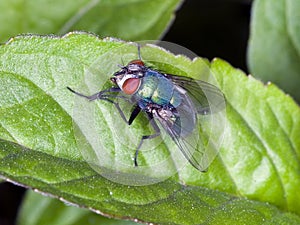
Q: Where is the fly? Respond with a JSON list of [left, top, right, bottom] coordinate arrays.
[[67, 46, 225, 171]]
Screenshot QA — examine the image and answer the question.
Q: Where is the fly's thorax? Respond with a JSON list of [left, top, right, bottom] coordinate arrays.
[[137, 70, 182, 107], [137, 71, 159, 99]]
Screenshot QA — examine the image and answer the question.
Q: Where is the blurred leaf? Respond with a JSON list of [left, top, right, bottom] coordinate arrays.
[[0, 0, 182, 43], [17, 190, 140, 225], [248, 0, 300, 101], [0, 33, 299, 224]]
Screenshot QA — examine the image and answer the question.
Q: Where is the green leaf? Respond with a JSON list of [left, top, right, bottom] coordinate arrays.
[[0, 33, 300, 224], [16, 191, 300, 225], [17, 190, 141, 225], [0, 0, 181, 43], [248, 0, 300, 102], [211, 59, 300, 214]]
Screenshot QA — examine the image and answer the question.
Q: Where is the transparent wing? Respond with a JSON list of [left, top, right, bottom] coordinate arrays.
[[167, 75, 225, 115], [155, 90, 208, 171]]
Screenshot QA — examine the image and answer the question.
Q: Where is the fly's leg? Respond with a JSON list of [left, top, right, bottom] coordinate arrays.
[[108, 101, 141, 125], [67, 86, 120, 101], [67, 86, 144, 125], [67, 86, 131, 123], [128, 105, 141, 125], [68, 86, 161, 167], [134, 114, 160, 167]]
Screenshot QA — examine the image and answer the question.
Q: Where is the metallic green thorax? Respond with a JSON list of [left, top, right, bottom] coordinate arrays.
[[136, 69, 182, 107]]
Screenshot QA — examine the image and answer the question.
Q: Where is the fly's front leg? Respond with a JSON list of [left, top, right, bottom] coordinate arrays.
[[110, 101, 141, 124], [102, 100, 141, 125], [67, 86, 139, 125], [134, 114, 161, 167], [67, 86, 126, 120], [67, 86, 121, 101]]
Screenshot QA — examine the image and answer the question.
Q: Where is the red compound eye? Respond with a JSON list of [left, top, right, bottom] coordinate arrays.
[[128, 59, 144, 66], [122, 78, 141, 95]]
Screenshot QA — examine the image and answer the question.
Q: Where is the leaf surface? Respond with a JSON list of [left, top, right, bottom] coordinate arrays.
[[0, 0, 181, 43], [0, 33, 300, 224], [18, 190, 140, 225]]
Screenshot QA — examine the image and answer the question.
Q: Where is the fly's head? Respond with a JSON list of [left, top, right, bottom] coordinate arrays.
[[111, 59, 145, 95]]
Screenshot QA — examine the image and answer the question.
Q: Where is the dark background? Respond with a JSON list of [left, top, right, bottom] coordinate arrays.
[[0, 0, 252, 224], [164, 0, 251, 72]]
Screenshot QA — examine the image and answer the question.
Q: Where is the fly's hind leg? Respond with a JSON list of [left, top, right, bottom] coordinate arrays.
[[134, 114, 160, 167]]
